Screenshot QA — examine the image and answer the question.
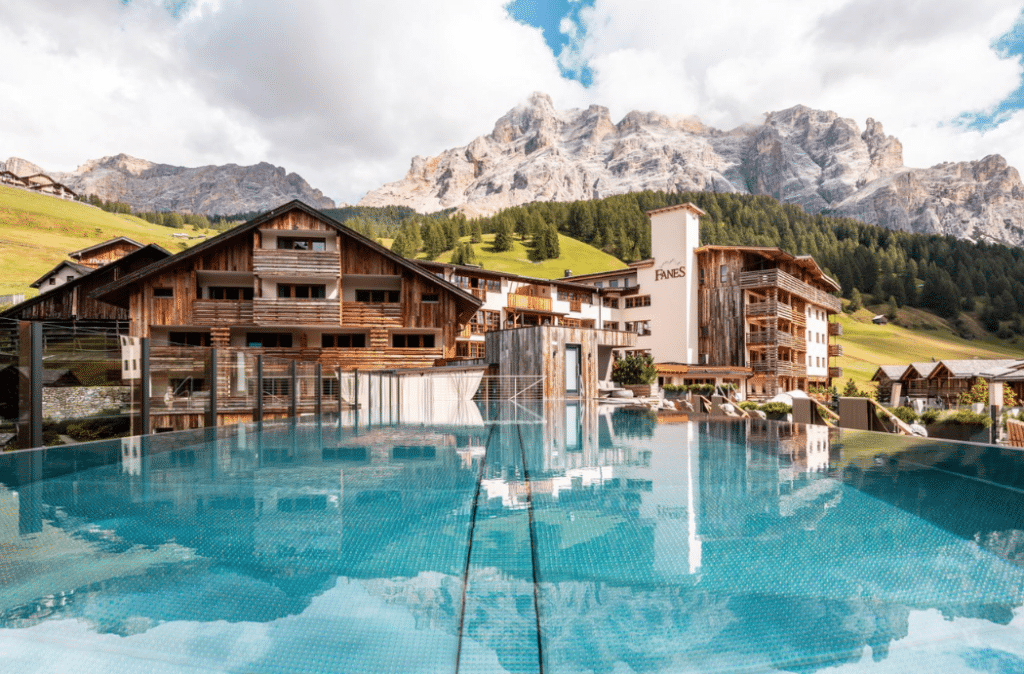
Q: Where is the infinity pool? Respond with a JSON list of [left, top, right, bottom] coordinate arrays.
[[1, 404, 1023, 673]]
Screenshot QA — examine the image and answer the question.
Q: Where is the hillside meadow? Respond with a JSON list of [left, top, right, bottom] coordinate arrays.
[[0, 186, 214, 297]]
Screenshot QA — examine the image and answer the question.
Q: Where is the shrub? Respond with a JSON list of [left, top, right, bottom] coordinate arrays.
[[611, 353, 657, 386], [662, 384, 686, 393], [687, 384, 715, 396], [737, 401, 760, 411], [944, 410, 992, 427], [920, 409, 942, 425], [759, 402, 792, 416], [890, 406, 919, 424]]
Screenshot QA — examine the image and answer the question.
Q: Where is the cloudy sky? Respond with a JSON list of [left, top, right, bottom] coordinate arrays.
[[2, 0, 1023, 205]]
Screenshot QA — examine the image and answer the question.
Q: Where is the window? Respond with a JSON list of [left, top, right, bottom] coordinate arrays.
[[605, 321, 619, 331], [322, 333, 366, 348], [277, 284, 326, 299], [720, 265, 729, 283], [208, 286, 254, 300], [67, 275, 74, 282], [700, 326, 709, 337], [262, 378, 291, 396], [392, 445, 436, 460], [603, 297, 618, 309], [392, 332, 436, 348], [469, 310, 499, 334], [625, 295, 651, 309], [322, 378, 340, 397], [355, 289, 400, 303], [421, 292, 439, 303], [154, 287, 173, 298], [699, 269, 705, 286], [595, 282, 603, 288], [322, 445, 368, 462], [609, 280, 619, 288], [456, 341, 485, 359], [168, 331, 211, 347], [247, 332, 293, 348], [277, 237, 326, 251], [486, 279, 501, 292], [48, 278, 55, 286]]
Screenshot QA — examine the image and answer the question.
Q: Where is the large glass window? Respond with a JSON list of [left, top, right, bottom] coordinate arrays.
[[168, 331, 211, 347], [322, 333, 367, 348], [207, 286, 254, 300], [392, 333, 436, 348], [355, 289, 400, 303], [277, 237, 326, 251], [277, 284, 326, 299], [246, 332, 293, 348]]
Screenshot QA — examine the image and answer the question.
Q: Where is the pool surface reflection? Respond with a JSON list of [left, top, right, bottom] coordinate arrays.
[[1, 403, 1023, 673]]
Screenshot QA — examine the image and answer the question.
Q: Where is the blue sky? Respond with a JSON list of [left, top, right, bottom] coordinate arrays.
[[2, 0, 1024, 204]]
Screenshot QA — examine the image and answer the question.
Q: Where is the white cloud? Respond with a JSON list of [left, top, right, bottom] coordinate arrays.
[[1, 0, 1023, 205], [569, 0, 1024, 169]]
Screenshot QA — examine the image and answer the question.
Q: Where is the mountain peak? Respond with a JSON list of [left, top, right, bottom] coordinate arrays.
[[359, 93, 1024, 246]]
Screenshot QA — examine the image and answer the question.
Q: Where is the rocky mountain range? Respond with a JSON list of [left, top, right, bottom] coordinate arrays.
[[359, 93, 1024, 247], [0, 155, 334, 215]]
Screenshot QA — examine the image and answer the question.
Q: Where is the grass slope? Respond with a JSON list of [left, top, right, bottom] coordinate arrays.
[[0, 185, 215, 297], [837, 306, 1024, 390], [417, 233, 627, 278]]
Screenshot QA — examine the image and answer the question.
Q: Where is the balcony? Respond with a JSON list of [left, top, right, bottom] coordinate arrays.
[[751, 361, 807, 378], [828, 322, 843, 336], [253, 298, 339, 325], [746, 330, 806, 351], [746, 301, 805, 326], [828, 343, 843, 357], [738, 269, 842, 313], [829, 366, 844, 379], [253, 249, 339, 276], [508, 293, 552, 312], [342, 302, 402, 327], [470, 287, 487, 301], [193, 300, 253, 325]]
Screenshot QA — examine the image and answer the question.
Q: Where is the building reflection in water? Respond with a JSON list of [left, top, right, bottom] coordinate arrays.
[[0, 403, 1022, 673]]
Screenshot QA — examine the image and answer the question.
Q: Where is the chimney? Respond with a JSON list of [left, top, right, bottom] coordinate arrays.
[[564, 269, 572, 277]]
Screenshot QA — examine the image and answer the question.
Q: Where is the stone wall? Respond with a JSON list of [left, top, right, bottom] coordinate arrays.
[[43, 386, 132, 422]]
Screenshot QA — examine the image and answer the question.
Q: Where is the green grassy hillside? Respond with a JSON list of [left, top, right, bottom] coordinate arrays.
[[387, 233, 627, 279], [0, 185, 215, 297], [837, 306, 1024, 391]]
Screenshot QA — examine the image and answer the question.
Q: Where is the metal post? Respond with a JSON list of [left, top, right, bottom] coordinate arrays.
[[140, 338, 151, 435], [289, 359, 298, 419], [207, 348, 219, 428], [336, 367, 343, 415], [30, 322, 43, 449], [315, 363, 323, 419], [256, 355, 264, 422], [354, 368, 360, 409]]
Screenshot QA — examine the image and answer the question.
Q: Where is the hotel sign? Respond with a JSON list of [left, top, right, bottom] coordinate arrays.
[[654, 266, 686, 281]]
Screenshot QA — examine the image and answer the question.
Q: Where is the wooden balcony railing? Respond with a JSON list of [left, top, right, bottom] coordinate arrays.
[[470, 287, 487, 301], [342, 302, 402, 327], [739, 269, 842, 313], [746, 330, 806, 351], [253, 249, 339, 276], [508, 293, 552, 312], [828, 343, 843, 357], [751, 361, 807, 378], [253, 298, 339, 325], [828, 322, 843, 336], [829, 367, 844, 379], [569, 299, 582, 312], [193, 300, 254, 325]]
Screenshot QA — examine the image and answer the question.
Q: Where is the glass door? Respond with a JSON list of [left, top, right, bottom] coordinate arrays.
[[565, 344, 581, 396]]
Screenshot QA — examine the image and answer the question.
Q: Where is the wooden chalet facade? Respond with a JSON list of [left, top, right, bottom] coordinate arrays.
[[697, 246, 842, 397], [92, 201, 482, 372], [69, 237, 146, 269], [1, 244, 170, 332], [871, 359, 1023, 407]]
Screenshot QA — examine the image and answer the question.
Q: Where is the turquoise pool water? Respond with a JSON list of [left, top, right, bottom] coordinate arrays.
[[1, 405, 1023, 673]]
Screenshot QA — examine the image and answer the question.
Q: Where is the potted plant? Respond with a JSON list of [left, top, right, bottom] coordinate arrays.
[[611, 353, 658, 397]]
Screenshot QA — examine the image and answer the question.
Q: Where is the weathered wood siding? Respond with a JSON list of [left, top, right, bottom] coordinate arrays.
[[698, 249, 746, 367], [128, 207, 470, 368], [75, 241, 144, 268]]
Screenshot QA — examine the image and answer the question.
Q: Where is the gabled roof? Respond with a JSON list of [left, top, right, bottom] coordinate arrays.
[[69, 237, 146, 260], [695, 245, 841, 293], [901, 362, 938, 379], [1, 244, 171, 319], [871, 365, 907, 382], [90, 200, 482, 320], [29, 260, 93, 289], [928, 359, 1022, 380]]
